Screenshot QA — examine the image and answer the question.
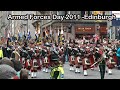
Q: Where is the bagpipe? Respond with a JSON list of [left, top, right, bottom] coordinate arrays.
[[19, 48, 31, 66], [74, 48, 82, 63], [41, 48, 49, 63], [50, 50, 59, 61], [34, 48, 41, 59], [69, 49, 75, 61]]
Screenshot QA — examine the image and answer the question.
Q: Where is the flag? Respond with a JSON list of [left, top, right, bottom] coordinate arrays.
[[27, 29, 31, 40], [7, 30, 11, 38], [61, 29, 63, 34], [45, 29, 48, 37], [50, 29, 52, 35], [18, 30, 22, 41], [58, 29, 60, 36], [35, 31, 38, 41], [18, 30, 20, 39], [23, 31, 26, 39]]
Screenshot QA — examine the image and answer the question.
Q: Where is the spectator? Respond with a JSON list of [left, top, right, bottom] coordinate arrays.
[[20, 69, 29, 79], [11, 59, 23, 78], [0, 57, 14, 68], [0, 57, 22, 78], [0, 64, 18, 79]]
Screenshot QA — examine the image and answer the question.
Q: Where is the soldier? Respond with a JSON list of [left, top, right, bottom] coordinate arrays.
[[74, 46, 82, 73], [41, 46, 50, 73], [30, 45, 39, 78], [69, 47, 75, 71], [19, 46, 28, 68], [106, 50, 116, 75], [82, 46, 91, 76], [50, 45, 59, 67]]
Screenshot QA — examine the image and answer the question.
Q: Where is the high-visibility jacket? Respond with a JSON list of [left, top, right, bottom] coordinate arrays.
[[0, 49, 3, 58], [50, 66, 64, 79]]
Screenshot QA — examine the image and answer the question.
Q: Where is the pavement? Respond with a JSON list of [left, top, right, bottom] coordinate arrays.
[[29, 62, 120, 79]]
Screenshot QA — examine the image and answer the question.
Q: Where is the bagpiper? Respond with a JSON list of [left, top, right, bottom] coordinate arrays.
[[41, 46, 50, 73], [69, 46, 75, 71], [74, 46, 82, 73], [82, 46, 91, 76], [30, 46, 39, 78], [106, 50, 116, 75]]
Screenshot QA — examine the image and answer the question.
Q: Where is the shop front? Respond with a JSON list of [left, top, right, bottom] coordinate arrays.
[[75, 26, 95, 39], [99, 26, 107, 39]]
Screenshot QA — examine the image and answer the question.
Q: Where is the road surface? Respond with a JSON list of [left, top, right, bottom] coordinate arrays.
[[29, 62, 120, 79]]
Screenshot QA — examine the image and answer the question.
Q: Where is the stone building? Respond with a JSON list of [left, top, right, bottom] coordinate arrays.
[[32, 11, 110, 43], [0, 11, 36, 39]]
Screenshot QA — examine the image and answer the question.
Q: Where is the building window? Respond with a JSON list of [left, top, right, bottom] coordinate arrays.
[[102, 11, 105, 15], [88, 11, 92, 16], [67, 11, 70, 14], [65, 11, 68, 15], [57, 11, 59, 15], [81, 11, 85, 17], [50, 11, 53, 15]]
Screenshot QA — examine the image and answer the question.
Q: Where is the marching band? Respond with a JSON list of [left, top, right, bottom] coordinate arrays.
[[0, 35, 119, 79]]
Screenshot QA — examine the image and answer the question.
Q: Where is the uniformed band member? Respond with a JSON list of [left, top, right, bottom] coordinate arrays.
[[106, 50, 116, 75], [74, 47, 82, 73], [42, 47, 50, 73], [82, 46, 91, 76], [69, 47, 75, 71]]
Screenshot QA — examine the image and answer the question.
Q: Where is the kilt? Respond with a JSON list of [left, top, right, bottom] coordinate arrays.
[[69, 56, 75, 66]]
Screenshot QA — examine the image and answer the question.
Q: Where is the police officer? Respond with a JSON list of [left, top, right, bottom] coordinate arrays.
[[0, 46, 3, 60], [50, 60, 64, 79]]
